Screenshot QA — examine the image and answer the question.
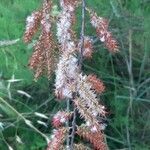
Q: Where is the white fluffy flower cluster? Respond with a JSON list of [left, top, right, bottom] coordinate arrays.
[[90, 13, 103, 28], [56, 11, 75, 53], [48, 128, 66, 149], [53, 111, 67, 124], [60, 0, 75, 12], [55, 0, 78, 99], [55, 54, 78, 98], [77, 74, 105, 116], [26, 13, 36, 30], [90, 14, 108, 42], [86, 121, 106, 133], [57, 11, 71, 43], [41, 1, 51, 33], [41, 13, 51, 33]]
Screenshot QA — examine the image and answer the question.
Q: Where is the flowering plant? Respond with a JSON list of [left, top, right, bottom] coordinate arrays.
[[24, 0, 118, 149]]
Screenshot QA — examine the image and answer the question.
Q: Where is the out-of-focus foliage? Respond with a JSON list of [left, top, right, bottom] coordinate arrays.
[[0, 0, 150, 149]]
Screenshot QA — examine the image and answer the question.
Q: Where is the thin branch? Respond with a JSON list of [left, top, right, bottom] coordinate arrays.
[[70, 105, 77, 150], [126, 30, 136, 150], [66, 99, 70, 150], [78, 0, 86, 69]]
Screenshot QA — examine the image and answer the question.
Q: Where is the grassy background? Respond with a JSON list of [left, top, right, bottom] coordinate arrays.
[[0, 0, 150, 149]]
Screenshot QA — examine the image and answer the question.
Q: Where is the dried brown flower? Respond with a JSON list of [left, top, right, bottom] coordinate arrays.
[[78, 36, 93, 58], [77, 126, 107, 150], [27, 0, 56, 79], [24, 11, 42, 43], [60, 0, 79, 9], [23, 1, 119, 149], [73, 143, 91, 150], [87, 74, 105, 94], [89, 10, 119, 53], [74, 99, 99, 126], [47, 128, 67, 150], [52, 111, 71, 128]]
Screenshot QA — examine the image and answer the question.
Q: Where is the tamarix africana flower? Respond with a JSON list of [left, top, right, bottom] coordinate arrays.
[[24, 0, 119, 149]]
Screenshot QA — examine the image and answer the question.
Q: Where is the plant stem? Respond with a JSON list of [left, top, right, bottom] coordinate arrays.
[[66, 99, 70, 150], [70, 106, 77, 150], [126, 30, 136, 150], [78, 0, 86, 69]]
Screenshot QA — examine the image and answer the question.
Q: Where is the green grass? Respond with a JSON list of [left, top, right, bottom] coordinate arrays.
[[0, 0, 150, 149]]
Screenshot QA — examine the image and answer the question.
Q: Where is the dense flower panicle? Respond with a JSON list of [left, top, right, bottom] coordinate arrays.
[[41, 0, 56, 78], [74, 99, 100, 130], [24, 11, 42, 43], [87, 74, 105, 94], [41, 0, 52, 33], [77, 126, 107, 150], [86, 122, 107, 132], [47, 128, 67, 150], [24, 0, 117, 149], [56, 6, 76, 53], [57, 0, 78, 53], [34, 63, 45, 79], [52, 111, 70, 128], [28, 34, 46, 79], [28, 0, 56, 79], [60, 0, 79, 11], [78, 36, 93, 58], [90, 11, 118, 53], [55, 0, 79, 99], [55, 55, 79, 99], [59, 143, 91, 150], [28, 41, 44, 70], [74, 96, 106, 132], [71, 74, 106, 132], [73, 143, 91, 150], [77, 74, 106, 116]]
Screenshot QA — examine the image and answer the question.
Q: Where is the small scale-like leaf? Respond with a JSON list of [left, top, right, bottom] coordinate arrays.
[[37, 120, 47, 127], [16, 135, 23, 144], [34, 112, 48, 119], [17, 90, 32, 98]]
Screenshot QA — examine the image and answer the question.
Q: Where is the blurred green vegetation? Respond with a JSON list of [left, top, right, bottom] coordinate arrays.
[[0, 0, 150, 149]]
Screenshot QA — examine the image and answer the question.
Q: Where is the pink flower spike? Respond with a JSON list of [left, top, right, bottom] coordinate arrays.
[[52, 111, 69, 128]]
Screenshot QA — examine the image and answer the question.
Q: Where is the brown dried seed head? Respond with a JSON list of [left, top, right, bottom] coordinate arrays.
[[77, 126, 107, 150], [24, 11, 42, 43], [90, 11, 119, 53], [87, 74, 105, 94], [78, 36, 93, 58]]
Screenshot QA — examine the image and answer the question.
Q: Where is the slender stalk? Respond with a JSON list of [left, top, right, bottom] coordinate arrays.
[[126, 30, 136, 150], [70, 0, 86, 149], [78, 0, 86, 69], [70, 106, 77, 150], [66, 99, 70, 150]]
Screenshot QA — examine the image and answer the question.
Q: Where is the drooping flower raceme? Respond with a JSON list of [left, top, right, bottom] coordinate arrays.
[[55, 0, 79, 100], [24, 0, 56, 79], [24, 11, 42, 43], [89, 10, 118, 53], [52, 111, 70, 128], [24, 0, 119, 149]]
